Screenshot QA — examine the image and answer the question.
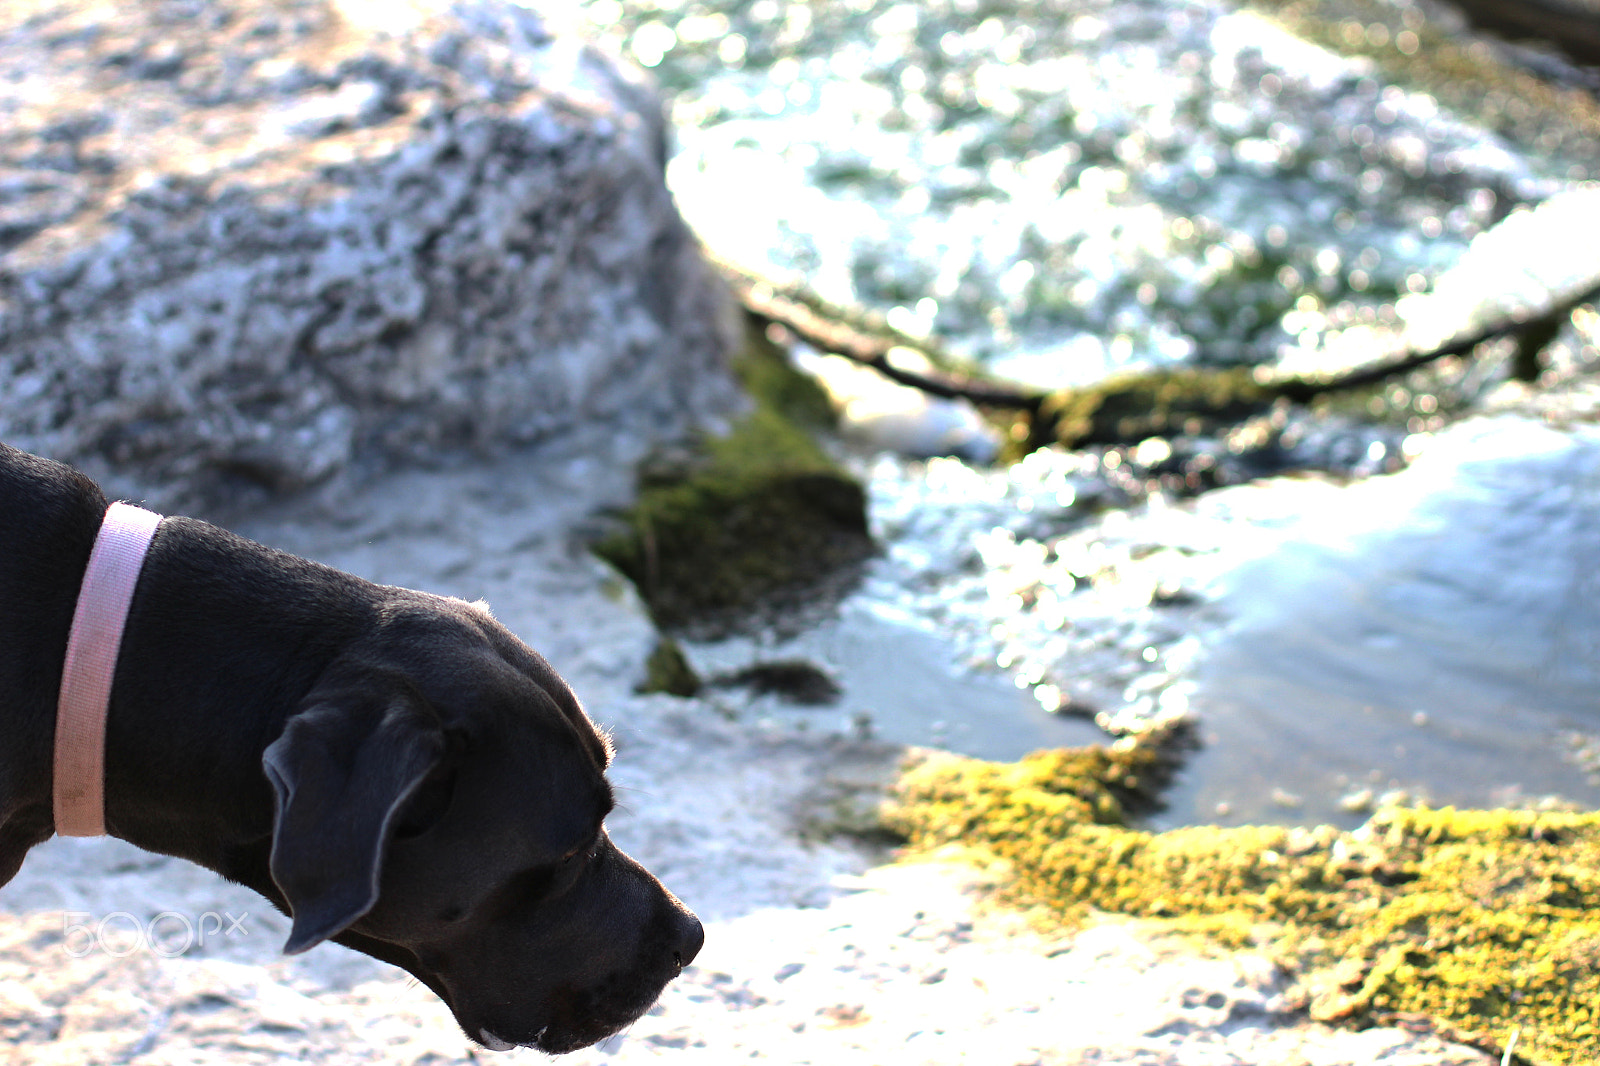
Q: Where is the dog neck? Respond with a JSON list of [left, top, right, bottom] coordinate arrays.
[[1, 444, 377, 907], [53, 502, 163, 838], [0, 450, 298, 893], [99, 515, 377, 877]]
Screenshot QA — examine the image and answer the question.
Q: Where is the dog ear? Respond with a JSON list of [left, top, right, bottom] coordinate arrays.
[[262, 684, 444, 955]]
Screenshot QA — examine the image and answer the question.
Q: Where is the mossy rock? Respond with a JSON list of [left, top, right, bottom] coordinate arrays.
[[594, 315, 873, 635], [886, 747, 1600, 1065], [731, 310, 839, 431], [707, 657, 842, 705], [637, 637, 702, 698], [886, 745, 1174, 843], [1036, 366, 1276, 450]]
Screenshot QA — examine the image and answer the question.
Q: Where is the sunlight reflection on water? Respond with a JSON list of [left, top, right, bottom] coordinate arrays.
[[1167, 417, 1600, 826]]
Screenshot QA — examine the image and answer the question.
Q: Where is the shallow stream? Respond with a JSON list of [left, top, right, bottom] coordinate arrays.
[[1147, 416, 1600, 825]]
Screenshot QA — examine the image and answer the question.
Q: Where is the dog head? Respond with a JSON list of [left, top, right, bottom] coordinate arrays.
[[260, 592, 702, 1053]]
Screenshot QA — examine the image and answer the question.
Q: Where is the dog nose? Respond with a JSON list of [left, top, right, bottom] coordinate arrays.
[[673, 911, 705, 971]]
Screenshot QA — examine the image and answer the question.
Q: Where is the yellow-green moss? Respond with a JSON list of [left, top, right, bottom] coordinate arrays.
[[1034, 366, 1275, 450], [593, 317, 873, 633], [885, 749, 1600, 1065], [887, 746, 1173, 844]]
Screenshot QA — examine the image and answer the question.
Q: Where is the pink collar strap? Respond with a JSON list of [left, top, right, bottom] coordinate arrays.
[[54, 502, 163, 837]]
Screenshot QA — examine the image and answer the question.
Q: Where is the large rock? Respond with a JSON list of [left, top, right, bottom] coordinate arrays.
[[0, 0, 738, 502]]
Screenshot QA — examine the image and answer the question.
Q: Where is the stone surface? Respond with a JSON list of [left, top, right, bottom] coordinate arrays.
[[0, 0, 738, 503]]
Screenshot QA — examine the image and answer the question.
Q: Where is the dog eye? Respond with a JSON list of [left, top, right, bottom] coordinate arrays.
[[492, 864, 562, 913], [561, 834, 601, 865]]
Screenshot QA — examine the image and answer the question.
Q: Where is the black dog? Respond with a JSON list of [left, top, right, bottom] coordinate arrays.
[[0, 442, 703, 1053]]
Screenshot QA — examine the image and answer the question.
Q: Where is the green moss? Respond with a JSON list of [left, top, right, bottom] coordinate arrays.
[[885, 749, 1600, 1065], [732, 312, 840, 431], [637, 637, 702, 698], [1034, 366, 1275, 450], [887, 745, 1171, 844], [593, 317, 873, 634]]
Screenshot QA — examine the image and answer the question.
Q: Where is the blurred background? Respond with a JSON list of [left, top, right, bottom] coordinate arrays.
[[570, 0, 1600, 827]]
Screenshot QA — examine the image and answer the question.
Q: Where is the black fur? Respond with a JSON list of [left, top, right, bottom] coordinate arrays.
[[0, 442, 703, 1054]]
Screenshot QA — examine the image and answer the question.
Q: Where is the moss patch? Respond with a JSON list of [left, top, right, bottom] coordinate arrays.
[[1032, 366, 1276, 451], [594, 316, 874, 635], [637, 637, 702, 698], [885, 747, 1600, 1065]]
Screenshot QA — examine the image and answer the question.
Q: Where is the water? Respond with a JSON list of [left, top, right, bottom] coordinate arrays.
[[581, 0, 1587, 382], [706, 414, 1600, 830], [576, 0, 1600, 823], [1171, 417, 1600, 826], [686, 605, 1107, 759]]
